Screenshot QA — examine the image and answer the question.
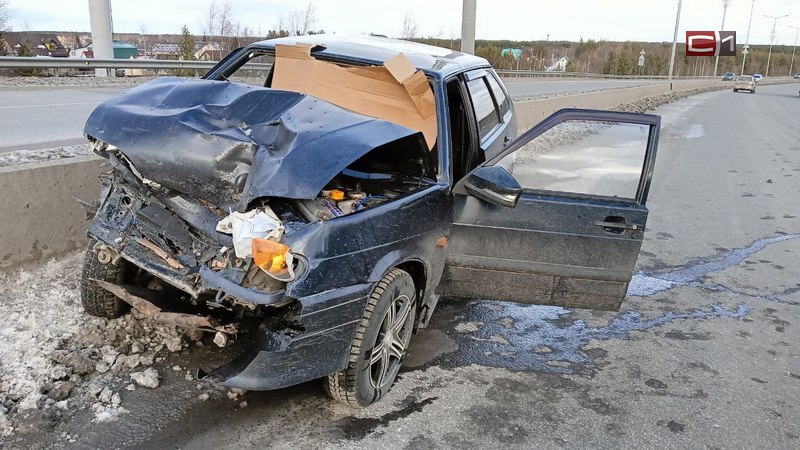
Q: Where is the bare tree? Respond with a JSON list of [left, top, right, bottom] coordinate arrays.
[[0, 0, 10, 32], [217, 0, 234, 38], [139, 23, 148, 57], [287, 3, 317, 36], [401, 12, 417, 40], [202, 0, 219, 39], [202, 1, 237, 52]]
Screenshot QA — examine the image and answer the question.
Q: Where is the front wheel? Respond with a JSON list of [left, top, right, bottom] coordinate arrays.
[[733, 88, 738, 92], [324, 268, 417, 407], [80, 239, 130, 318]]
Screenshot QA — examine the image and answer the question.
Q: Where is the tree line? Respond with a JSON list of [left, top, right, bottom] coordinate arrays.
[[414, 37, 799, 77]]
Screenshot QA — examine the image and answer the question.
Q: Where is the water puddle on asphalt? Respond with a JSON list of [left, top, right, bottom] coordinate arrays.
[[438, 301, 749, 374], [629, 233, 800, 299], [427, 233, 799, 374]]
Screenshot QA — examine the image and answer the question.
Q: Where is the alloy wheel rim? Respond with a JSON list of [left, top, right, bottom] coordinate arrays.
[[368, 293, 414, 390]]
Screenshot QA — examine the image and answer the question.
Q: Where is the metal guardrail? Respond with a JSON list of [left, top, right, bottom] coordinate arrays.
[[494, 70, 719, 80], [0, 56, 220, 70], [1, 57, 790, 82]]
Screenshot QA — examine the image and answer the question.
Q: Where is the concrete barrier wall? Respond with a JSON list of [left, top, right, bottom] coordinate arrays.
[[0, 78, 793, 269], [0, 155, 104, 270], [514, 79, 724, 131]]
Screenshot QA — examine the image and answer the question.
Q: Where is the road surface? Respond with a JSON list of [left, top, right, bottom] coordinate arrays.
[[8, 84, 800, 448], [0, 87, 127, 152], [0, 79, 659, 153]]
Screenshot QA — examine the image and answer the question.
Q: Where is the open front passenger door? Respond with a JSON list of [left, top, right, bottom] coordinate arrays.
[[441, 108, 661, 311]]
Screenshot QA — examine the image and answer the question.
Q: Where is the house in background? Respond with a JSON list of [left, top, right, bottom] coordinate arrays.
[[0, 31, 69, 57], [70, 41, 140, 59], [193, 41, 223, 61], [546, 56, 570, 72], [150, 43, 180, 60]]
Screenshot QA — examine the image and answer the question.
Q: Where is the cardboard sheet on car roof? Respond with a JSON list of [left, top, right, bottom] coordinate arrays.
[[271, 43, 437, 150]]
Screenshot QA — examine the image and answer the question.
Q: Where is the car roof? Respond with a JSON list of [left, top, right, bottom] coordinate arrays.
[[248, 34, 490, 79]]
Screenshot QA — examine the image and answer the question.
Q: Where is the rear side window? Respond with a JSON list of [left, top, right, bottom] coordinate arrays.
[[486, 74, 511, 119], [466, 77, 501, 140]]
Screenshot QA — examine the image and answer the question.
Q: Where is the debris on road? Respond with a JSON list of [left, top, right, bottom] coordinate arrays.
[[130, 369, 160, 389], [0, 254, 198, 435]]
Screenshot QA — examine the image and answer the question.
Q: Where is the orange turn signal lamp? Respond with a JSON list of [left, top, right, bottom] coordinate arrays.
[[251, 237, 289, 275]]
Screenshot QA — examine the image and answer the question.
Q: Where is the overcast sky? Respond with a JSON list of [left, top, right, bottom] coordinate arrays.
[[5, 0, 800, 45]]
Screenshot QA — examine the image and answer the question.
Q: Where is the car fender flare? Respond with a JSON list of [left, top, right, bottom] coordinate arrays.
[[368, 250, 428, 287], [367, 251, 430, 327]]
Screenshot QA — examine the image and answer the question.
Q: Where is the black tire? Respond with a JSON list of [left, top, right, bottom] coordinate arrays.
[[80, 239, 130, 319], [751, 89, 755, 94], [324, 268, 417, 407], [733, 89, 738, 92]]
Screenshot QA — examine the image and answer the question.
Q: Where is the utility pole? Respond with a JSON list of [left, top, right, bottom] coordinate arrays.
[[790, 25, 800, 76], [667, 0, 683, 89], [714, 0, 731, 77], [88, 0, 114, 77], [764, 14, 789, 77], [741, 0, 755, 74], [460, 0, 476, 54]]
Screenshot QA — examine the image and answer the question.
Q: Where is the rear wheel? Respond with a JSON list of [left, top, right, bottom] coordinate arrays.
[[733, 89, 738, 92], [80, 239, 130, 319], [324, 268, 416, 407]]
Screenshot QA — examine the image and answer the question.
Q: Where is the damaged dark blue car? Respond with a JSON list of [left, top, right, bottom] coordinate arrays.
[[81, 35, 661, 406]]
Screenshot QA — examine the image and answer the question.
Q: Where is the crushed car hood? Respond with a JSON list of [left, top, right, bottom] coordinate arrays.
[[84, 77, 424, 209]]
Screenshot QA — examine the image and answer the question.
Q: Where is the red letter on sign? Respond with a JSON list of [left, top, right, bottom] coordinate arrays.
[[686, 31, 716, 56]]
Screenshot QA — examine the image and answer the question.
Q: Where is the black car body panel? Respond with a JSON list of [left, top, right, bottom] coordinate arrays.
[[84, 77, 427, 210]]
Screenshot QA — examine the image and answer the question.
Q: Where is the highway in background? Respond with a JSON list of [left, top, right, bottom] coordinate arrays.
[[0, 78, 661, 153]]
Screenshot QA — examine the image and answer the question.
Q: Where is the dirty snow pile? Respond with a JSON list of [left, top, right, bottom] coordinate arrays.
[[0, 76, 159, 88], [612, 86, 723, 114], [0, 253, 197, 435], [0, 144, 93, 168]]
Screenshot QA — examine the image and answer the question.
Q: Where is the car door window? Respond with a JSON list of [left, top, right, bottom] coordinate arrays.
[[466, 77, 501, 140], [499, 119, 651, 200], [227, 53, 274, 86], [485, 73, 512, 121]]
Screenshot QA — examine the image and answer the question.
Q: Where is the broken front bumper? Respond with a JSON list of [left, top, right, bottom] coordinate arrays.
[[87, 161, 287, 307], [214, 283, 372, 390]]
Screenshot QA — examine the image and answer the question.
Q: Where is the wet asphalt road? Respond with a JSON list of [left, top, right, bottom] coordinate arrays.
[[0, 79, 656, 153], [11, 83, 800, 449], [0, 87, 124, 152]]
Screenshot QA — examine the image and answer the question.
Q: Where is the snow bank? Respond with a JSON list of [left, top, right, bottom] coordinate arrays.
[[0, 253, 194, 435]]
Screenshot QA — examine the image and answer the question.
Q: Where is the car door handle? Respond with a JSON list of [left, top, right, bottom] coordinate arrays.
[[594, 220, 641, 231], [594, 215, 641, 235]]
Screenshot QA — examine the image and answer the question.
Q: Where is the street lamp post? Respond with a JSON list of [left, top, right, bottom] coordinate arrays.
[[788, 25, 800, 76], [741, 0, 756, 75], [714, 0, 731, 78], [667, 0, 683, 89], [764, 14, 789, 77], [461, 0, 476, 54]]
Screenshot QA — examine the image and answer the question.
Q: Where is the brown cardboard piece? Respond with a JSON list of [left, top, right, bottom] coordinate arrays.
[[271, 43, 437, 150]]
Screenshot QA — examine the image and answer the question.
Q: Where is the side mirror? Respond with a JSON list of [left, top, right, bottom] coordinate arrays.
[[463, 166, 522, 208]]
